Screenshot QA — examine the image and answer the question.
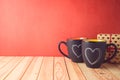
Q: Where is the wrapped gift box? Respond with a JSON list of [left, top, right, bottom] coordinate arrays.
[[97, 33, 120, 63]]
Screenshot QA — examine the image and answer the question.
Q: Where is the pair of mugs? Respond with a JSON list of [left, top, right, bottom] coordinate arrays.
[[58, 38, 117, 68]]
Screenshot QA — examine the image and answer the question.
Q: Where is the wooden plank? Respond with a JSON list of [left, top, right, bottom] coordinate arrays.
[[115, 64, 120, 69], [54, 57, 69, 80], [92, 65, 120, 80], [0, 57, 24, 79], [37, 57, 53, 80], [65, 58, 86, 80], [100, 63, 120, 80], [78, 63, 100, 80], [0, 57, 13, 63], [0, 57, 14, 69], [4, 57, 33, 80], [103, 63, 120, 79], [78, 63, 119, 80], [0, 56, 6, 60], [21, 57, 43, 80], [0, 57, 119, 80]]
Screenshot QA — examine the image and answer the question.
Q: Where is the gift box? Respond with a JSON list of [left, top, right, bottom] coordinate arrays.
[[97, 33, 120, 63]]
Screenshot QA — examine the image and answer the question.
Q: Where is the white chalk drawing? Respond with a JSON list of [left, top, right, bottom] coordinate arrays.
[[85, 48, 102, 65], [72, 44, 81, 58]]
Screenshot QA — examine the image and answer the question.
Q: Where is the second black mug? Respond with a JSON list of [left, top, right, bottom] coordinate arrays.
[[82, 39, 117, 68]]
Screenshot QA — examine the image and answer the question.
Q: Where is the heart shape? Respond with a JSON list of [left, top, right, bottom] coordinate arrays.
[[85, 48, 102, 65], [72, 44, 81, 58]]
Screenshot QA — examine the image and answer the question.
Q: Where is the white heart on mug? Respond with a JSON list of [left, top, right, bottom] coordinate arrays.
[[85, 48, 102, 65], [72, 44, 81, 58]]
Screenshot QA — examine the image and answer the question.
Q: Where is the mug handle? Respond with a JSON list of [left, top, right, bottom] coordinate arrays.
[[104, 43, 117, 63], [58, 41, 70, 58]]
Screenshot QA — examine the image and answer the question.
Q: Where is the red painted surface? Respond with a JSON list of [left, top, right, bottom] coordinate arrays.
[[0, 0, 120, 56]]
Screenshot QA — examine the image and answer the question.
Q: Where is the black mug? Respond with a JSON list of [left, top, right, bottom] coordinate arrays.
[[82, 39, 117, 68], [58, 38, 86, 62]]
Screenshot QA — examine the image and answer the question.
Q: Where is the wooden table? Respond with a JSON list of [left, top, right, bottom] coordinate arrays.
[[0, 56, 120, 80]]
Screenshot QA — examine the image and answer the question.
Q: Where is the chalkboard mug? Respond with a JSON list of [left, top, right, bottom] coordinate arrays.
[[58, 38, 86, 62], [82, 39, 117, 68]]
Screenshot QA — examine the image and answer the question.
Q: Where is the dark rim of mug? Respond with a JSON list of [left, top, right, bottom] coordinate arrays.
[[83, 39, 106, 42]]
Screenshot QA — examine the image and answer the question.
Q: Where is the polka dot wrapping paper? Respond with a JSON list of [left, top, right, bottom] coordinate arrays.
[[97, 34, 120, 63]]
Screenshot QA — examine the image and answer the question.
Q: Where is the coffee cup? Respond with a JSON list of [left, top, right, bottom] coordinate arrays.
[[82, 39, 117, 68], [58, 38, 86, 62]]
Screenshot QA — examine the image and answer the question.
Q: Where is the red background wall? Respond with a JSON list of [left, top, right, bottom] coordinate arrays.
[[0, 0, 120, 56]]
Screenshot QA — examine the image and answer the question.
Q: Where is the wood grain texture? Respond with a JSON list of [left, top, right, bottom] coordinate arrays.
[[0, 57, 14, 69], [21, 57, 43, 80], [0, 57, 24, 79], [92, 65, 120, 80], [78, 63, 120, 80], [0, 56, 6, 60], [65, 58, 86, 80], [115, 64, 120, 69], [4, 57, 33, 80], [0, 57, 119, 80], [54, 57, 69, 80], [37, 57, 53, 80], [103, 63, 120, 79], [78, 63, 100, 80]]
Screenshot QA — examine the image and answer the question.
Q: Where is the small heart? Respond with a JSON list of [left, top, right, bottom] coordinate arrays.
[[85, 48, 102, 65], [72, 44, 81, 58]]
